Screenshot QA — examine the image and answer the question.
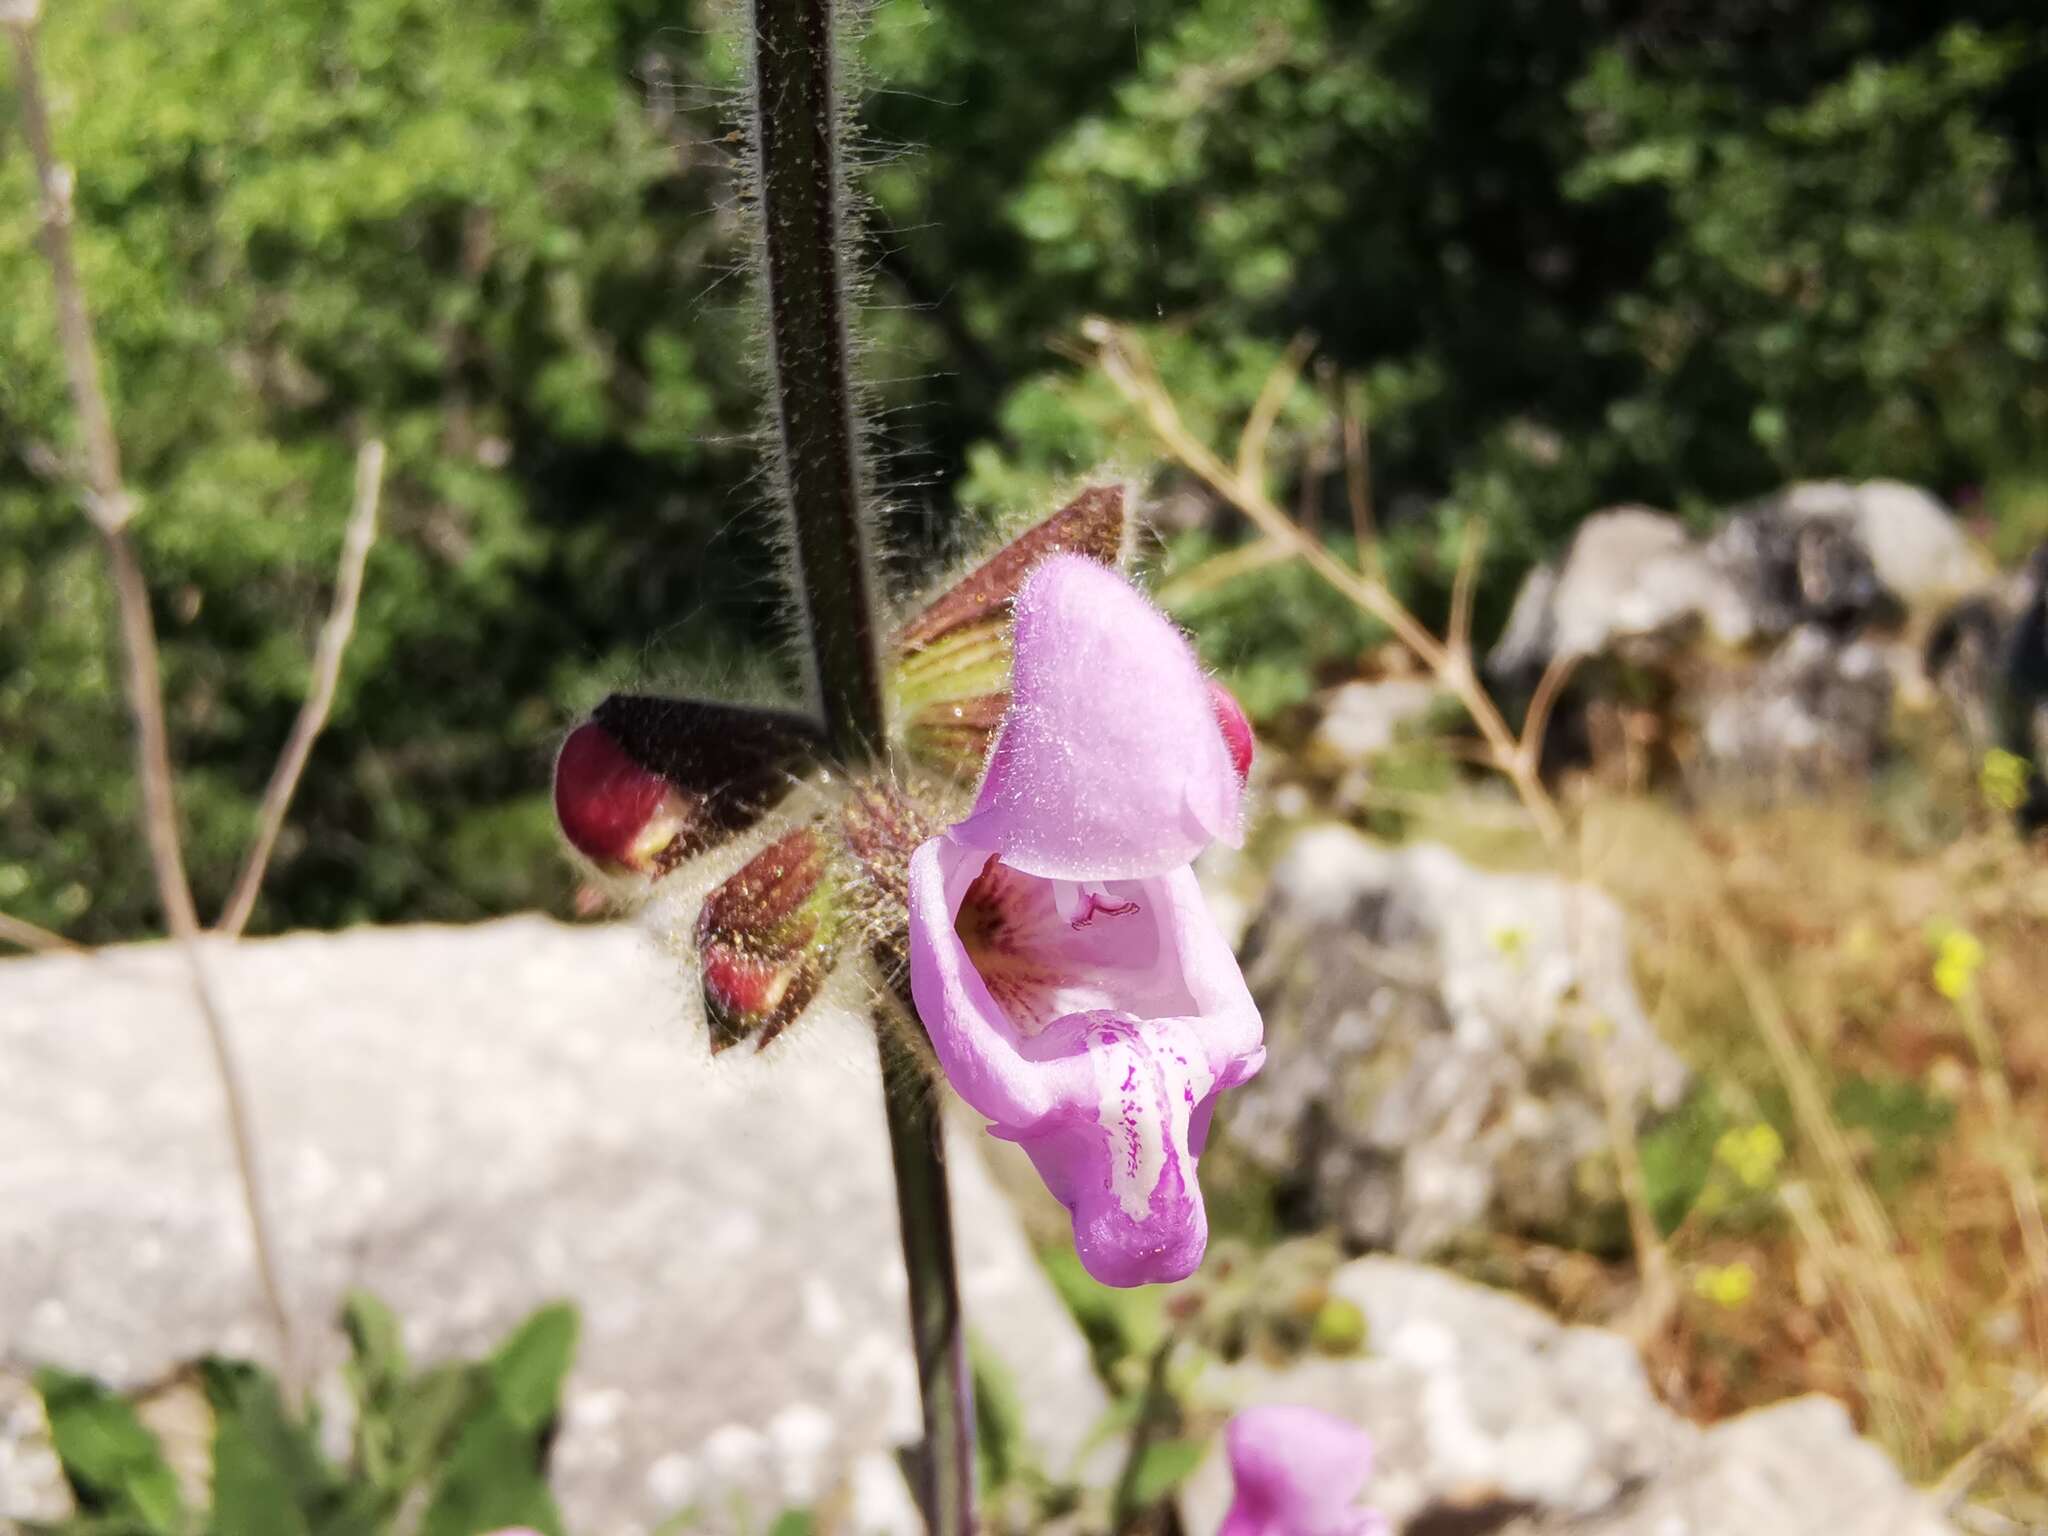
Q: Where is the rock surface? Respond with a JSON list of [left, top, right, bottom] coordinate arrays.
[[0, 918, 1109, 1535], [1487, 509, 1753, 692], [1730, 479, 1989, 611], [1693, 624, 1896, 792], [1225, 826, 1688, 1256], [1309, 679, 1442, 769], [1179, 1257, 1953, 1536], [1481, 483, 1988, 793]]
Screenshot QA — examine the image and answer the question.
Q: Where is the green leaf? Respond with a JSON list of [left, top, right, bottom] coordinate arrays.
[[486, 1303, 578, 1435], [417, 1398, 562, 1536], [388, 1363, 489, 1496], [201, 1359, 378, 1536], [31, 1368, 184, 1536], [341, 1291, 409, 1491], [766, 1512, 815, 1536], [1124, 1437, 1205, 1508]]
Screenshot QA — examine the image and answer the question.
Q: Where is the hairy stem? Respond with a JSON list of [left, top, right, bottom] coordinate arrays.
[[750, 0, 887, 758], [747, 2, 974, 1530], [878, 1038, 976, 1536], [10, 16, 297, 1392]]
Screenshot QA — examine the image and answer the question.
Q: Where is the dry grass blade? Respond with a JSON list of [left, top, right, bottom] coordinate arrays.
[[1951, 990, 2048, 1338], [1935, 1382, 2048, 1512], [1780, 1179, 1922, 1462], [1710, 910, 1947, 1362], [10, 14, 297, 1391], [218, 439, 386, 938]]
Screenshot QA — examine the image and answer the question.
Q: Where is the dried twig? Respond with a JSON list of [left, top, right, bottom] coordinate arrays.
[[1151, 535, 1292, 608], [1236, 330, 1314, 493], [9, 15, 297, 1389], [218, 440, 385, 937], [0, 910, 78, 952], [1334, 371, 1375, 564], [1088, 319, 1566, 846], [1448, 519, 1483, 660], [1520, 648, 1583, 774]]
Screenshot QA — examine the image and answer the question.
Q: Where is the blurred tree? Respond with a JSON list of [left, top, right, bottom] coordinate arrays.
[[3, 0, 2044, 939], [1, 0, 775, 938]]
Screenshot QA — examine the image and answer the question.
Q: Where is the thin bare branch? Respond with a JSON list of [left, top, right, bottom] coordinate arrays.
[[1448, 518, 1484, 660], [1520, 647, 1583, 773], [1086, 318, 1566, 847], [9, 22, 127, 533], [1151, 535, 1292, 608], [0, 910, 78, 952], [10, 16, 296, 1390], [1235, 330, 1314, 491], [218, 440, 385, 938], [1335, 371, 1376, 566]]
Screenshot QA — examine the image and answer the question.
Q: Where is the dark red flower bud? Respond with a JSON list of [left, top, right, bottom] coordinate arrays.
[[696, 827, 846, 1052], [554, 696, 823, 878], [553, 721, 693, 875]]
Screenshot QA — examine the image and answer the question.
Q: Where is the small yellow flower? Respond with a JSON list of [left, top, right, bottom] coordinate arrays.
[[1931, 927, 1986, 1003], [1693, 1260, 1757, 1310], [1981, 749, 2030, 813], [1712, 1124, 1784, 1191]]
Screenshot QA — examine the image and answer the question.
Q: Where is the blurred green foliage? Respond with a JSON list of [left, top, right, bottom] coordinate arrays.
[[3, 0, 2044, 939], [30, 1292, 576, 1536]]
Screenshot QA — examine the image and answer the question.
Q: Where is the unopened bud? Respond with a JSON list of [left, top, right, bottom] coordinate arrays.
[[554, 695, 822, 878], [553, 721, 693, 875], [894, 484, 1128, 656], [891, 485, 1126, 780], [697, 826, 846, 1052], [902, 693, 1009, 782]]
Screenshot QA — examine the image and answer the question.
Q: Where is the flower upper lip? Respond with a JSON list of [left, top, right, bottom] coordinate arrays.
[[949, 552, 1246, 883]]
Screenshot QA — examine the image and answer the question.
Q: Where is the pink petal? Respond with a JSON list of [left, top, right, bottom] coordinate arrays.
[[952, 555, 1244, 881], [1220, 1405, 1386, 1536], [906, 833, 1264, 1286]]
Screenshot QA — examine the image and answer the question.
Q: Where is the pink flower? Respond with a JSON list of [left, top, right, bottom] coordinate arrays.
[[950, 554, 1247, 880], [907, 555, 1263, 1286], [1219, 1405, 1387, 1536]]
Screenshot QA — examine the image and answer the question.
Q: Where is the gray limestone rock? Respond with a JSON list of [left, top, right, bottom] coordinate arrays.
[[1693, 623, 1897, 792], [1226, 827, 1687, 1257], [0, 917, 1109, 1535], [1487, 510, 1753, 693], [1178, 1257, 1951, 1536], [1733, 480, 1989, 613]]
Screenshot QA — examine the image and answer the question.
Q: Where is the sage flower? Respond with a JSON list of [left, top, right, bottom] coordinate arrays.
[[908, 555, 1263, 1286], [1219, 1405, 1386, 1536]]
